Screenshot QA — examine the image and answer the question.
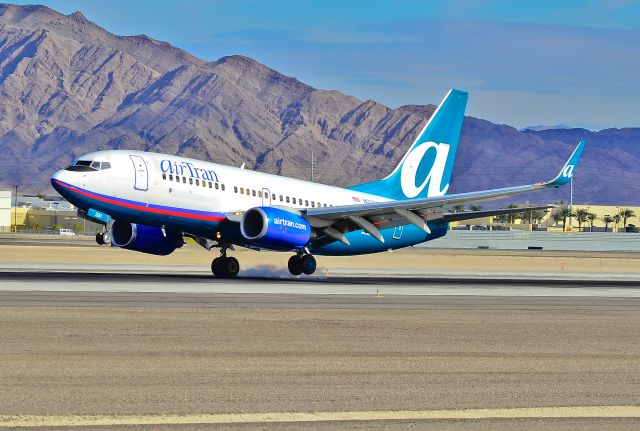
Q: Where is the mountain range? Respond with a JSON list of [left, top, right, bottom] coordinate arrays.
[[1, 3, 638, 205]]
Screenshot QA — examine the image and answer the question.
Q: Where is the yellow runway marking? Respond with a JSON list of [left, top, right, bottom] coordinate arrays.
[[2, 406, 640, 427]]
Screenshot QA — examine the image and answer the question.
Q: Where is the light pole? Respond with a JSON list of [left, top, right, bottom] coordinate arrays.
[[53, 202, 59, 228], [12, 184, 18, 232], [299, 147, 315, 182], [568, 177, 573, 227]]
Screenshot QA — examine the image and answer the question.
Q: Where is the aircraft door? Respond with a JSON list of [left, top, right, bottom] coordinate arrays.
[[130, 155, 149, 191], [262, 188, 272, 206], [392, 225, 404, 240]]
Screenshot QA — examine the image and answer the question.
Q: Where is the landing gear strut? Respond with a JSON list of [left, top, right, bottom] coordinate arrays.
[[211, 247, 239, 278], [288, 252, 316, 276]]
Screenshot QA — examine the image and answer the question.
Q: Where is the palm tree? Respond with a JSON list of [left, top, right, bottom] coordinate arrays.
[[529, 210, 544, 225], [506, 203, 519, 224], [493, 214, 509, 223], [587, 212, 598, 232], [557, 206, 572, 232], [574, 208, 590, 232], [613, 214, 621, 232], [618, 208, 636, 232], [602, 215, 614, 232], [552, 212, 564, 227]]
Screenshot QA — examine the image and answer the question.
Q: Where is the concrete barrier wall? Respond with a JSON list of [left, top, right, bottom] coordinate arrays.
[[418, 230, 640, 252]]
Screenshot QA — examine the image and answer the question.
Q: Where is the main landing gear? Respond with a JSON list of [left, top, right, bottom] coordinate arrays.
[[211, 247, 240, 278], [288, 252, 317, 276], [210, 247, 317, 278], [96, 231, 110, 245]]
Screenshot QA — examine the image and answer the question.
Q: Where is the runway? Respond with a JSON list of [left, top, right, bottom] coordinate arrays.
[[1, 266, 639, 299], [1, 245, 640, 429]]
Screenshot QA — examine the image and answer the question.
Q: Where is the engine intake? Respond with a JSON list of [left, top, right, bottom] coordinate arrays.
[[110, 220, 183, 256], [240, 207, 311, 250]]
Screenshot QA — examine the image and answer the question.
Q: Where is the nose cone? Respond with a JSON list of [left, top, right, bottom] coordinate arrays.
[[50, 169, 75, 197]]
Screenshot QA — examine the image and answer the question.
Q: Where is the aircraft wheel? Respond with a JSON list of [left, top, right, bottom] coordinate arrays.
[[224, 257, 240, 278], [212, 256, 240, 278], [211, 257, 225, 277], [288, 255, 303, 276], [95, 232, 104, 245], [301, 255, 317, 275], [102, 231, 111, 245]]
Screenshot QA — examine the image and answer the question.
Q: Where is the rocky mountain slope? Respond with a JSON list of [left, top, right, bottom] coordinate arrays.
[[1, 4, 638, 205]]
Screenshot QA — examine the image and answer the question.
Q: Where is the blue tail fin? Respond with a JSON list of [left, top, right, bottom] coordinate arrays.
[[348, 89, 468, 200], [544, 140, 586, 188]]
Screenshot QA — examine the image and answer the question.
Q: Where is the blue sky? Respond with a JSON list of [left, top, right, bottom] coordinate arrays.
[[13, 0, 640, 129]]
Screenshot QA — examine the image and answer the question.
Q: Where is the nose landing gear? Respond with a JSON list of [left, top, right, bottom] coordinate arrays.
[[211, 246, 239, 278], [288, 253, 316, 276]]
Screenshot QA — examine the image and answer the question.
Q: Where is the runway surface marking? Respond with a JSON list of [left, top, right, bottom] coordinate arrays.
[[2, 406, 640, 427]]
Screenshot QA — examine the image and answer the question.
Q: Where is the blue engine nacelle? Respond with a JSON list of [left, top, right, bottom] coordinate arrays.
[[240, 206, 312, 250], [110, 220, 183, 256]]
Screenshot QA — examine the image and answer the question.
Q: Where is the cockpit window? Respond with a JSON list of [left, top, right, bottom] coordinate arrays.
[[65, 159, 111, 172]]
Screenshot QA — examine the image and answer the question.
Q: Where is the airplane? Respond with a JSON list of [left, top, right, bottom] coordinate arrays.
[[50, 89, 586, 278]]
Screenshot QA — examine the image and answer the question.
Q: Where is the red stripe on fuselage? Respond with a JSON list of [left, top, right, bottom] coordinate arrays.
[[53, 179, 225, 222]]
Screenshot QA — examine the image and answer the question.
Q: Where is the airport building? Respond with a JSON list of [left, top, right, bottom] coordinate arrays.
[[2, 192, 102, 234], [0, 191, 11, 232], [446, 204, 640, 233]]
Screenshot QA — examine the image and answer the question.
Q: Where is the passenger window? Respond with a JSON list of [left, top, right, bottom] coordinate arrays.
[[293, 197, 297, 204], [240, 187, 244, 194], [169, 174, 173, 181], [221, 184, 225, 191], [189, 178, 193, 185], [311, 202, 315, 207], [279, 195, 283, 202], [286, 196, 290, 203], [258, 191, 262, 198], [183, 177, 187, 184], [195, 179, 200, 186], [252, 190, 256, 197], [234, 186, 238, 193], [305, 200, 309, 206], [162, 173, 166, 180]]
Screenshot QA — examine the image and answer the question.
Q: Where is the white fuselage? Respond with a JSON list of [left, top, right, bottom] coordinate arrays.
[[52, 149, 389, 220]]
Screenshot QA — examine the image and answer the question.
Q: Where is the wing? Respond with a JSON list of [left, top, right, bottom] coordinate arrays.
[[303, 140, 585, 245]]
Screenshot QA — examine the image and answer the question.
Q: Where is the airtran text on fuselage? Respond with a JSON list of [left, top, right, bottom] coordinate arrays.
[[273, 217, 308, 231], [160, 159, 219, 182]]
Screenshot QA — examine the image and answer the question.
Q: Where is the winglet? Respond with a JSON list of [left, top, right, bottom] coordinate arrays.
[[544, 140, 586, 188]]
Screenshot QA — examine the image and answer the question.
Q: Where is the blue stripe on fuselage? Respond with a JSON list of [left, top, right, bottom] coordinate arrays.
[[51, 179, 226, 236]]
